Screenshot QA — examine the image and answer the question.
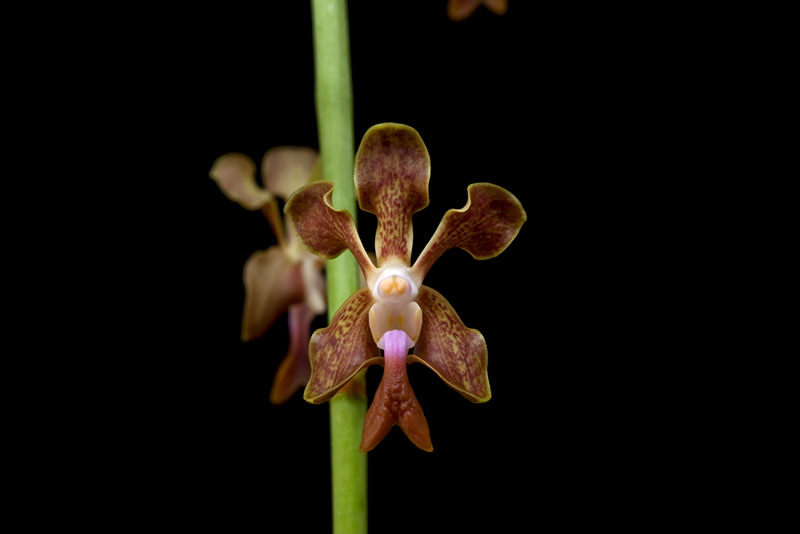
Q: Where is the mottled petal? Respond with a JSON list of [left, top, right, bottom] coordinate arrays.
[[354, 123, 430, 266], [284, 181, 376, 279], [304, 289, 382, 403], [269, 303, 315, 405], [409, 286, 491, 403], [360, 330, 432, 452], [412, 183, 526, 280], [209, 153, 273, 210], [241, 247, 304, 342], [261, 146, 319, 202]]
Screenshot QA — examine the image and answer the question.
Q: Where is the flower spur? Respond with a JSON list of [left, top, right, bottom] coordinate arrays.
[[284, 123, 526, 451]]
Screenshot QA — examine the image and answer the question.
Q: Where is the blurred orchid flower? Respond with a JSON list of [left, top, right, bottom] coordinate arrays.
[[210, 147, 326, 404], [447, 0, 508, 21], [285, 124, 526, 451]]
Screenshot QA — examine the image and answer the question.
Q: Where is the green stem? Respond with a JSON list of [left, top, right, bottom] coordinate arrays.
[[311, 1, 367, 533]]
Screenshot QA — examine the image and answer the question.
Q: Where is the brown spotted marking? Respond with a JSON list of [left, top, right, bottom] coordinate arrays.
[[413, 183, 527, 281], [303, 288, 382, 403], [409, 286, 491, 403], [354, 124, 430, 267], [284, 181, 376, 278]]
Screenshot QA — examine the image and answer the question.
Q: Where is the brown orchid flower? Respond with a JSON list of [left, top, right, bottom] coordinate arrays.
[[284, 123, 526, 451], [209, 147, 326, 404], [447, 0, 508, 21]]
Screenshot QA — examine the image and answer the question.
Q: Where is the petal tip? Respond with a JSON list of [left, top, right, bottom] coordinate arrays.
[[209, 152, 273, 210]]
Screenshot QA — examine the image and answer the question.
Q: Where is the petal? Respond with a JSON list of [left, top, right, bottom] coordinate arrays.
[[304, 288, 382, 403], [354, 123, 430, 266], [241, 247, 304, 342], [261, 146, 320, 202], [482, 0, 508, 16], [447, 0, 507, 20], [412, 183, 527, 280], [209, 153, 273, 210], [447, 0, 481, 20], [409, 286, 491, 403], [284, 181, 376, 279], [269, 303, 316, 404], [360, 330, 432, 453], [300, 255, 326, 316]]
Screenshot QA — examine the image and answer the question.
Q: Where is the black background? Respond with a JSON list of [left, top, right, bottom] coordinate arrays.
[[132, 1, 715, 532]]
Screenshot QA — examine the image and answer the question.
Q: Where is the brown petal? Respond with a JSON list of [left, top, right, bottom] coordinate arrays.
[[261, 146, 319, 202], [354, 123, 430, 267], [447, 0, 507, 21], [209, 153, 273, 210], [241, 247, 304, 342], [447, 0, 481, 20], [483, 0, 508, 16], [303, 288, 382, 403], [409, 286, 491, 403], [284, 181, 376, 279], [413, 183, 526, 280], [269, 303, 316, 405]]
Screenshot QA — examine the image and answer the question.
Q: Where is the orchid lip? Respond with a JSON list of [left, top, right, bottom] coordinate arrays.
[[370, 301, 422, 349]]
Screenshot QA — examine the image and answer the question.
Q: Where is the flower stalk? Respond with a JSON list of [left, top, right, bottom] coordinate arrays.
[[310, 0, 367, 532]]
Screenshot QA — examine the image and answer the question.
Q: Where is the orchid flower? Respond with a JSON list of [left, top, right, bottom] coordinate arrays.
[[284, 123, 526, 451], [447, 0, 508, 21], [209, 147, 326, 404]]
